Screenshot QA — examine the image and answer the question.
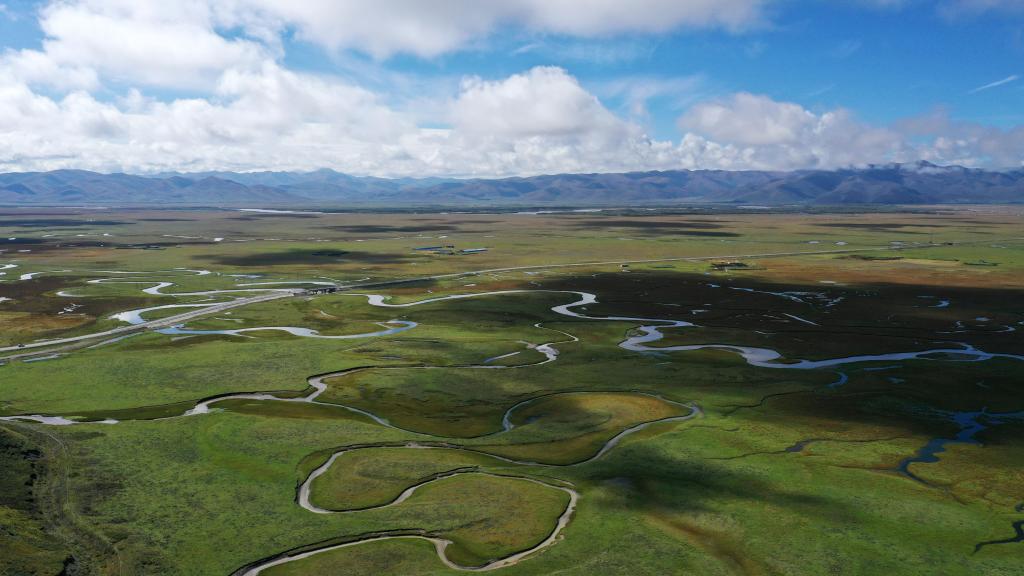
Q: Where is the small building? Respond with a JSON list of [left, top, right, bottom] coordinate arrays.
[[460, 248, 488, 254]]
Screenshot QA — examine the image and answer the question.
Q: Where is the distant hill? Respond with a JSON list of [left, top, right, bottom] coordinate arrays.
[[2, 162, 1022, 206]]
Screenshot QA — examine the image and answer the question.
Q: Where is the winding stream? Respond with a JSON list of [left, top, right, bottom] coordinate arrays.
[[244, 395, 699, 575], [896, 409, 1024, 484], [155, 320, 417, 339], [348, 289, 1024, 370], [6, 286, 1023, 427], [5, 273, 1023, 573]]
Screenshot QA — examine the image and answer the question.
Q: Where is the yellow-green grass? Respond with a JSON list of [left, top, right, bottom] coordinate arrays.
[[48, 399, 1024, 576], [597, 412, 1023, 576], [318, 366, 532, 437], [47, 412, 573, 574], [2, 207, 1023, 576], [905, 422, 1024, 511], [307, 446, 512, 511], [47, 412, 414, 574], [5, 208, 1021, 350], [264, 470, 574, 574], [0, 425, 69, 575], [260, 537, 451, 576], [472, 392, 690, 465], [0, 334, 368, 415], [378, 473, 571, 567], [0, 310, 96, 346], [0, 294, 572, 417], [315, 323, 830, 439]]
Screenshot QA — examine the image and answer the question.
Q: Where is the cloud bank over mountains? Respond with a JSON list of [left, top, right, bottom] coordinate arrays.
[[0, 0, 1021, 176]]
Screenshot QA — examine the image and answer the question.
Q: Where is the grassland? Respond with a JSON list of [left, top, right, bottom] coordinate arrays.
[[0, 425, 70, 574], [1, 206, 1022, 575], [306, 446, 509, 511]]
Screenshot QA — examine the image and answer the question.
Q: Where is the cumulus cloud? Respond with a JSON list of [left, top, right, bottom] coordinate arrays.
[[8, 0, 763, 66], [681, 93, 820, 147], [19, 1, 268, 89], [897, 108, 1024, 168], [2, 64, 1023, 175], [0, 0, 768, 99], [0, 48, 98, 91], [6, 61, 1019, 176], [228, 0, 768, 59], [513, 0, 767, 36], [419, 67, 674, 176], [0, 62, 683, 176], [678, 93, 1024, 170], [677, 93, 905, 169], [0, 62, 416, 173], [0, 1, 1022, 176], [452, 67, 630, 139]]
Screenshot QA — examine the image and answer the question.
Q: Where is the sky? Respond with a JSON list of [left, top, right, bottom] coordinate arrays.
[[0, 0, 1022, 177]]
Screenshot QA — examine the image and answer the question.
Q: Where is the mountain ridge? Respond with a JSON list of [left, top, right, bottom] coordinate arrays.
[[1, 162, 1021, 206]]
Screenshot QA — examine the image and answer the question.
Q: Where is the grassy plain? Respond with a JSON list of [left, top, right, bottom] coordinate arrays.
[[307, 446, 510, 510], [1, 206, 1022, 575]]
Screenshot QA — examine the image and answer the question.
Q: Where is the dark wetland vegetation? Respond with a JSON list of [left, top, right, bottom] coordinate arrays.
[[1, 206, 1022, 575]]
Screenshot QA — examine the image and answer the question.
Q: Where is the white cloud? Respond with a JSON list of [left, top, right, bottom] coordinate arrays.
[[0, 1, 1022, 177], [2, 66, 1022, 176], [681, 93, 823, 147], [596, 74, 706, 121], [678, 93, 1024, 170], [677, 92, 910, 171], [1, 0, 767, 91], [0, 62, 416, 173], [7, 0, 764, 68], [897, 108, 1024, 167], [452, 67, 629, 139], [34, 0, 268, 89], [230, 0, 768, 59], [515, 0, 767, 36], [425, 67, 670, 176], [968, 74, 1019, 94], [0, 64, 692, 176], [0, 48, 99, 91], [512, 39, 656, 65]]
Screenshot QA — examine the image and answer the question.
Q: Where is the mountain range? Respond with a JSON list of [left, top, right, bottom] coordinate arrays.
[[0, 162, 1022, 206]]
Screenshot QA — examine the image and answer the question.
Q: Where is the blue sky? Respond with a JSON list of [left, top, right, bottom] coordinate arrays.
[[0, 0, 1022, 175]]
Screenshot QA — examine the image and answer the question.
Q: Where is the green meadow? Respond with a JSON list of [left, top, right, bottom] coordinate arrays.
[[1, 207, 1022, 575]]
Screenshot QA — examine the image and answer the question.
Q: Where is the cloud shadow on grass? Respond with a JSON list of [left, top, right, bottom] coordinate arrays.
[[570, 219, 741, 237], [198, 249, 413, 266]]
